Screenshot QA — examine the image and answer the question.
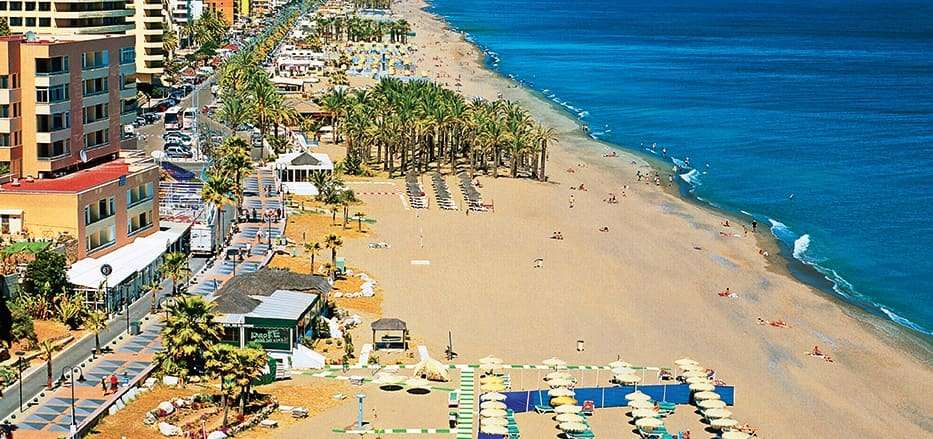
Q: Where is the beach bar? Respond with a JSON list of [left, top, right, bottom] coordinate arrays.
[[371, 318, 408, 350]]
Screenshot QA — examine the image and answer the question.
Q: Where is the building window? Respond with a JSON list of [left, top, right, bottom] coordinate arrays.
[[9, 2, 20, 11], [82, 103, 109, 124], [37, 139, 70, 159], [0, 3, 7, 11], [24, 17, 35, 27], [86, 224, 117, 253], [0, 76, 7, 89], [0, 134, 11, 147], [128, 210, 152, 235], [36, 112, 70, 132], [127, 182, 154, 207], [81, 50, 109, 70], [36, 84, 69, 103], [83, 77, 108, 96], [35, 56, 69, 75], [38, 1, 48, 10], [23, 1, 34, 10], [84, 196, 115, 225], [83, 128, 109, 149], [120, 47, 135, 65], [0, 105, 8, 118], [38, 17, 50, 27], [9, 17, 21, 26]]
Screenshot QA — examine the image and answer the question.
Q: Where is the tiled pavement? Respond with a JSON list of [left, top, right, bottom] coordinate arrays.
[[13, 169, 284, 438]]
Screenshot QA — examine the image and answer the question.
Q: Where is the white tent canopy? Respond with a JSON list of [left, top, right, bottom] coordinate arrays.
[[68, 228, 183, 289]]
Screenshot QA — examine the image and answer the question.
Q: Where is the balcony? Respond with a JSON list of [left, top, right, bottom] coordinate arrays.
[[82, 92, 110, 107], [35, 129, 71, 144], [35, 73, 69, 88], [0, 89, 20, 105], [120, 113, 136, 125], [73, 24, 135, 34], [0, 118, 21, 133], [81, 66, 110, 81], [120, 86, 137, 99], [34, 101, 71, 116], [55, 9, 134, 19], [140, 28, 163, 36], [83, 119, 110, 134], [141, 15, 162, 23], [127, 193, 154, 210], [141, 53, 164, 62], [143, 40, 163, 49]]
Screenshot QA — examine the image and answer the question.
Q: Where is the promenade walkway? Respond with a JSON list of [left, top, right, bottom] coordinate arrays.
[[10, 168, 284, 438]]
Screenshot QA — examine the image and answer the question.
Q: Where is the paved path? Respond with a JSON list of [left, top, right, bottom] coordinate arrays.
[[7, 168, 283, 438]]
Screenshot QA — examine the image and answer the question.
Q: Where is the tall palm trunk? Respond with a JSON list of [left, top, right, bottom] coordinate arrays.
[[539, 141, 548, 181]]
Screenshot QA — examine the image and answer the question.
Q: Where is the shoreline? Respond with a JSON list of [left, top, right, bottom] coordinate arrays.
[[418, 0, 933, 355]]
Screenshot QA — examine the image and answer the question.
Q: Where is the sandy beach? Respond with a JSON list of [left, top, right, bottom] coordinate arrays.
[[281, 0, 933, 437]]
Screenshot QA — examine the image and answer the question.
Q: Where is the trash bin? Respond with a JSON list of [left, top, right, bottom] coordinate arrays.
[[130, 321, 142, 335]]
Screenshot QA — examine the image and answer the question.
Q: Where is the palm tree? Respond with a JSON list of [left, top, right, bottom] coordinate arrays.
[[230, 347, 267, 414], [159, 252, 191, 296], [249, 81, 280, 160], [354, 212, 365, 231], [201, 172, 235, 232], [157, 295, 222, 377], [144, 279, 162, 313], [84, 311, 107, 355], [533, 125, 558, 181], [162, 22, 179, 59], [205, 343, 236, 426], [217, 96, 251, 129], [216, 138, 253, 208], [324, 234, 343, 268], [304, 241, 321, 270], [39, 339, 55, 388]]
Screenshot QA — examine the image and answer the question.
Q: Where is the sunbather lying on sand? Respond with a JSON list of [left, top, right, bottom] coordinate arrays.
[[599, 227, 609, 232], [718, 288, 737, 298], [757, 318, 790, 328], [737, 424, 759, 435], [807, 345, 834, 363]]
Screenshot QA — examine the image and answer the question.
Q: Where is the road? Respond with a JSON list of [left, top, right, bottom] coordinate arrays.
[[135, 77, 229, 160], [0, 257, 207, 422]]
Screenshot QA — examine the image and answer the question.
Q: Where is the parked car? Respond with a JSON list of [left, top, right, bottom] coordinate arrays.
[[144, 112, 161, 123], [163, 131, 193, 142], [165, 146, 192, 158]]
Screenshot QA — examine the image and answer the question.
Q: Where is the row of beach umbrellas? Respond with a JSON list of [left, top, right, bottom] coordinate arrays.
[[677, 358, 751, 438]]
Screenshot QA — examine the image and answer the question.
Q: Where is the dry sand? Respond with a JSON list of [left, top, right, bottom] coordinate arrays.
[[279, 0, 933, 437]]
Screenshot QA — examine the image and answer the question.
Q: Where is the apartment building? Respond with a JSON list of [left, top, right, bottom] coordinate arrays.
[[168, 0, 203, 29], [0, 0, 165, 84], [203, 0, 234, 24], [130, 0, 167, 83], [0, 34, 159, 259]]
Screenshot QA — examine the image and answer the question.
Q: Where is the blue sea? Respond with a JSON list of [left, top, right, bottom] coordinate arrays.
[[427, 0, 933, 335]]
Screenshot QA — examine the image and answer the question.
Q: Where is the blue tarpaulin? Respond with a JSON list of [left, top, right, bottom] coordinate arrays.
[[500, 384, 735, 413], [161, 161, 196, 181]]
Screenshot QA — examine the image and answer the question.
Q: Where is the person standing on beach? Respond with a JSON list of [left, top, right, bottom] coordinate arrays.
[[751, 220, 758, 232]]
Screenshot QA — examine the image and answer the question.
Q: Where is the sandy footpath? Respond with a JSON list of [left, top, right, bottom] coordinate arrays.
[[286, 0, 933, 437]]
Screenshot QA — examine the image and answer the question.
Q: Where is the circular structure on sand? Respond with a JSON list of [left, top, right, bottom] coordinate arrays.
[[554, 405, 582, 414], [480, 392, 507, 402], [697, 399, 727, 410], [555, 413, 585, 423], [480, 401, 507, 410], [628, 399, 653, 409], [689, 382, 715, 392], [704, 408, 733, 419], [481, 417, 508, 427], [625, 391, 651, 401], [480, 408, 507, 418], [635, 417, 663, 429], [693, 391, 720, 401], [711, 418, 739, 430]]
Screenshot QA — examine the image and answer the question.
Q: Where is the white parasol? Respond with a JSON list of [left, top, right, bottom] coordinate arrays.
[[625, 391, 651, 401], [697, 399, 726, 410], [554, 405, 582, 414]]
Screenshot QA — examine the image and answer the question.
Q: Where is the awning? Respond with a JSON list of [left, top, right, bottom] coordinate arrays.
[[67, 227, 183, 289]]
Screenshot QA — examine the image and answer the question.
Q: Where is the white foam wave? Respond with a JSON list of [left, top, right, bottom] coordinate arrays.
[[670, 157, 691, 170], [880, 307, 933, 335], [679, 169, 701, 185], [792, 234, 811, 259]]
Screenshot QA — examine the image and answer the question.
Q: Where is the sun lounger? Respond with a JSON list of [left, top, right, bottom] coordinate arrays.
[[534, 404, 554, 414]]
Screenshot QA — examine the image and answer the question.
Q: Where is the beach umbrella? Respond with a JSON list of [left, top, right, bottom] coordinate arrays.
[[694, 391, 721, 401], [480, 376, 503, 385], [689, 382, 715, 392], [704, 408, 733, 419], [626, 391, 651, 401], [675, 358, 699, 366], [680, 363, 704, 371], [542, 357, 567, 368], [480, 392, 507, 402], [481, 383, 506, 392], [405, 377, 431, 389], [711, 418, 738, 430], [550, 396, 577, 406], [608, 360, 632, 369], [682, 370, 707, 378], [480, 363, 504, 374], [544, 371, 572, 381], [635, 417, 663, 430], [558, 422, 589, 433], [631, 408, 659, 419], [549, 388, 575, 397], [481, 417, 508, 427], [413, 358, 450, 382], [628, 399, 653, 409], [480, 408, 507, 418], [697, 399, 726, 410], [722, 432, 751, 439], [480, 355, 503, 364], [685, 376, 711, 385], [555, 413, 585, 423], [548, 378, 575, 388], [611, 367, 636, 376], [554, 405, 582, 414], [480, 401, 507, 410], [481, 425, 509, 435], [616, 374, 642, 384]]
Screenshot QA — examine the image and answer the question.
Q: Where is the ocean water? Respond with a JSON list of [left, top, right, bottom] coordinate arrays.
[[427, 0, 933, 334]]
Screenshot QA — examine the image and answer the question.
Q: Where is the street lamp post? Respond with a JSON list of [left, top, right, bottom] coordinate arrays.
[[61, 366, 85, 435], [15, 351, 25, 413], [266, 212, 272, 247]]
